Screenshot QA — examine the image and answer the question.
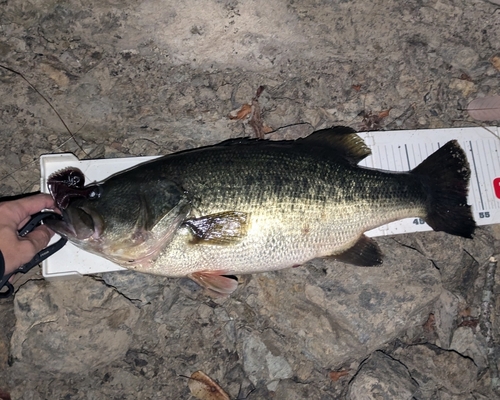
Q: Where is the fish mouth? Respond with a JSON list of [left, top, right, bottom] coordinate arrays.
[[46, 167, 105, 241], [45, 205, 104, 241], [48, 167, 102, 210]]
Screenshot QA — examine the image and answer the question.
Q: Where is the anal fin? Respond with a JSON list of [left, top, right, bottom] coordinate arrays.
[[190, 271, 239, 297], [329, 235, 383, 266]]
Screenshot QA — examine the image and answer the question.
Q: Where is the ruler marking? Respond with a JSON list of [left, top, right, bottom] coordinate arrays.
[[390, 145, 395, 170], [390, 145, 396, 170], [467, 140, 480, 210], [404, 144, 411, 170], [398, 145, 404, 171], [377, 145, 382, 168], [487, 139, 498, 209], [479, 140, 490, 210], [410, 145, 416, 169], [480, 140, 494, 210], [468, 140, 485, 211], [486, 139, 500, 210], [480, 140, 493, 210]]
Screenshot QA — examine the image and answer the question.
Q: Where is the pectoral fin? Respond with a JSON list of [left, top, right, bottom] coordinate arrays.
[[329, 235, 383, 266], [184, 211, 249, 244], [190, 271, 239, 297]]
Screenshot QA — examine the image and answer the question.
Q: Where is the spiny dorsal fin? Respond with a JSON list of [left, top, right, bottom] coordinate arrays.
[[300, 126, 371, 164]]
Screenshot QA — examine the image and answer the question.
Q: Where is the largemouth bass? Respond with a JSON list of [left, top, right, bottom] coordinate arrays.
[[46, 127, 476, 295]]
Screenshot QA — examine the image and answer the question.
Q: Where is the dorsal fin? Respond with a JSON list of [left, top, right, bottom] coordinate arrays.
[[218, 137, 258, 146], [300, 126, 371, 164], [215, 126, 370, 164]]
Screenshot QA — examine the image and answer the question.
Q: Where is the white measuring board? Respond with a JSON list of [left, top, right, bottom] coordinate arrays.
[[40, 126, 500, 279]]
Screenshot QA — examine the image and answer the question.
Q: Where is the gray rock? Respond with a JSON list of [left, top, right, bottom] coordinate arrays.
[[347, 351, 418, 400], [433, 290, 460, 349], [10, 278, 139, 375], [273, 378, 327, 400], [0, 0, 498, 397], [236, 237, 442, 369], [450, 326, 489, 372], [100, 270, 171, 305], [392, 344, 478, 396], [239, 329, 293, 391], [394, 228, 495, 302]]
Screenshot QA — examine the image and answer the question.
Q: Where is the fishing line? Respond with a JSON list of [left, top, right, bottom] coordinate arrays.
[[0, 64, 89, 157]]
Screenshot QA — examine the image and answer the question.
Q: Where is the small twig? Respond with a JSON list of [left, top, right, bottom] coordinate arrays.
[[248, 86, 266, 139], [480, 256, 499, 392], [385, 103, 416, 130]]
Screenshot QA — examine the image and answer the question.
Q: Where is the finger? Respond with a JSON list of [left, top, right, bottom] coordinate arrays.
[[18, 215, 32, 230], [21, 225, 53, 254], [2, 194, 56, 225], [16, 194, 56, 215]]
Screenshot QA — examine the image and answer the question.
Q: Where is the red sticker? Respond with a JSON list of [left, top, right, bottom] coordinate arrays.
[[494, 178, 500, 199]]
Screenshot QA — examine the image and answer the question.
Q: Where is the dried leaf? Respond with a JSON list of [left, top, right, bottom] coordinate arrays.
[[329, 369, 350, 381], [378, 108, 391, 119], [0, 389, 11, 400], [229, 86, 269, 138], [458, 318, 479, 328], [263, 124, 273, 134], [458, 306, 472, 318], [254, 85, 265, 100], [422, 313, 436, 333], [359, 108, 391, 131], [459, 73, 473, 82], [491, 54, 500, 72], [228, 103, 252, 120], [352, 84, 362, 92], [188, 371, 230, 400], [467, 96, 500, 121]]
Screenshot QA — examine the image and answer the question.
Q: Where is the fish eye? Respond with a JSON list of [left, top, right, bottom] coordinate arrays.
[[88, 185, 102, 200]]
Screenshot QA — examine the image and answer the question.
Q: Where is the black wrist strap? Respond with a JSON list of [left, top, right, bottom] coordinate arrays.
[[0, 250, 13, 298], [0, 250, 4, 280]]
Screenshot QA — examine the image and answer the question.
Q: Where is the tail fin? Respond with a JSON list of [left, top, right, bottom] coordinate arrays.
[[412, 140, 476, 238]]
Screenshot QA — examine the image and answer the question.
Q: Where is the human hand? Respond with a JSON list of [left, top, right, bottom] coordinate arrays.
[[0, 194, 56, 276]]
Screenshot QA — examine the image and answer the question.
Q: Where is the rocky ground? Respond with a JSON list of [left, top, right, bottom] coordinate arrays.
[[1, 0, 500, 399]]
